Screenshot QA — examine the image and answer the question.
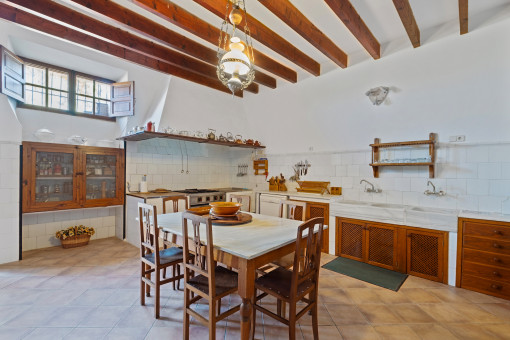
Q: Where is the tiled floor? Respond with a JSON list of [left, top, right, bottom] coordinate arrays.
[[1, 237, 510, 340]]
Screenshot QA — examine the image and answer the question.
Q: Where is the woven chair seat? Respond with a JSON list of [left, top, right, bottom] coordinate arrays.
[[188, 266, 238, 297], [255, 267, 313, 299]]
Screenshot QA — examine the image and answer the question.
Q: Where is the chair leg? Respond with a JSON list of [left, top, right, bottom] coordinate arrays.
[[155, 270, 161, 319], [251, 295, 257, 340], [288, 302, 297, 340], [277, 299, 282, 317], [146, 265, 151, 297], [209, 300, 216, 340], [172, 265, 176, 290], [183, 287, 190, 340], [177, 264, 181, 290], [140, 262, 145, 306], [217, 298, 221, 316], [282, 301, 287, 318], [311, 302, 319, 340]]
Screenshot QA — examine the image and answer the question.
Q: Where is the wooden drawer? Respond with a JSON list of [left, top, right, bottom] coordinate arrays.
[[464, 236, 510, 255], [463, 262, 510, 284], [463, 248, 510, 268], [461, 274, 510, 300], [464, 221, 510, 241]]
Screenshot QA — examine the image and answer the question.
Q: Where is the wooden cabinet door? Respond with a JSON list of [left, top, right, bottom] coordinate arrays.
[[407, 229, 445, 282], [306, 202, 329, 252], [337, 218, 365, 262], [365, 224, 398, 270], [22, 142, 81, 212], [80, 147, 125, 208]]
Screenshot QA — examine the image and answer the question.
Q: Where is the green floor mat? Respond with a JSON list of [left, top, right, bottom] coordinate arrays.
[[322, 257, 408, 291]]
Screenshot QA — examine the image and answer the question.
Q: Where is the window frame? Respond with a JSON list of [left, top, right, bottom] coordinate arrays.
[[18, 58, 116, 122]]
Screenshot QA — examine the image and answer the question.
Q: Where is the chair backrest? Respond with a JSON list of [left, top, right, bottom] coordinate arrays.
[[138, 203, 161, 264], [279, 200, 307, 221], [162, 195, 188, 214], [181, 212, 216, 297], [230, 194, 251, 212], [290, 217, 324, 298]]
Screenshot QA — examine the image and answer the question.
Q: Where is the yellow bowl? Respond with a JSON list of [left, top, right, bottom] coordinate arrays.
[[209, 202, 241, 215]]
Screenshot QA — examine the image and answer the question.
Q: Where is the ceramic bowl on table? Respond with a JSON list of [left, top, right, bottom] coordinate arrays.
[[209, 202, 241, 216]]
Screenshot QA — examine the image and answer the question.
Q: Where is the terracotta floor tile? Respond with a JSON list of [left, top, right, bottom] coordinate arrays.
[[325, 304, 368, 325], [344, 288, 385, 304], [356, 304, 403, 324], [392, 304, 436, 323], [338, 325, 380, 340], [398, 288, 443, 304], [409, 324, 460, 340], [445, 323, 496, 340], [417, 304, 470, 323], [2, 238, 509, 340], [373, 325, 420, 340]]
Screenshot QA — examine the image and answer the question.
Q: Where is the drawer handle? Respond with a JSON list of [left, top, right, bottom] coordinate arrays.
[[494, 258, 501, 263], [493, 243, 501, 249], [493, 271, 501, 277], [494, 230, 502, 235], [491, 284, 502, 290]]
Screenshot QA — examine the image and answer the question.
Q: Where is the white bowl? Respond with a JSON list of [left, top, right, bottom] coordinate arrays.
[[34, 128, 55, 142]]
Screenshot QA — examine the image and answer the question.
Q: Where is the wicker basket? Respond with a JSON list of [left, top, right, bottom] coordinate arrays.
[[60, 234, 91, 249]]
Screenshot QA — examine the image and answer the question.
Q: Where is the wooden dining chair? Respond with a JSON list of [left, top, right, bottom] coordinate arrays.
[[181, 212, 240, 340], [230, 194, 251, 212], [162, 195, 188, 214], [252, 217, 324, 340], [279, 199, 307, 221], [161, 195, 188, 287], [138, 203, 184, 319]]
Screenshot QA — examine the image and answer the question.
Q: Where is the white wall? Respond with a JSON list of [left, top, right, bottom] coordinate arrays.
[[244, 14, 510, 154]]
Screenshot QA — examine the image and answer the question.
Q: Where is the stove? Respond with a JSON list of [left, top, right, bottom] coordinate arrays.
[[173, 189, 226, 207]]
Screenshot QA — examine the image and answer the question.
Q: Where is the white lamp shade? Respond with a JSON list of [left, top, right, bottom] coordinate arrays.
[[220, 40, 251, 75]]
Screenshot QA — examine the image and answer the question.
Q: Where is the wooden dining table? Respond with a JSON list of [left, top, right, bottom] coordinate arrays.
[[157, 212, 305, 340]]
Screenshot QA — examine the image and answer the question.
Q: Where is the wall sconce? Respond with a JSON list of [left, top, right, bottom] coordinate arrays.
[[366, 86, 390, 105]]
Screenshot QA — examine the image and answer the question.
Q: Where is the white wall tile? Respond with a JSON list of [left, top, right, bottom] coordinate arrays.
[[466, 146, 489, 163], [466, 179, 490, 196], [478, 163, 501, 179]]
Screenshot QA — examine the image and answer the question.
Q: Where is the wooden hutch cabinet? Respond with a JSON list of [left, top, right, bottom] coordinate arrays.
[[337, 217, 448, 283], [22, 142, 125, 213]]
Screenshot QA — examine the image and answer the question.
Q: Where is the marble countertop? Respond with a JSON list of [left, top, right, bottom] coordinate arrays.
[[126, 191, 185, 199], [459, 210, 510, 223], [255, 189, 339, 200]]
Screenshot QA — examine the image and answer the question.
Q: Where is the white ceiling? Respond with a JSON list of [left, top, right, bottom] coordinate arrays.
[[60, 0, 510, 84]]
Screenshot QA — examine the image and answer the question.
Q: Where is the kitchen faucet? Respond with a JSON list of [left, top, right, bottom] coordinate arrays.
[[424, 180, 446, 196], [360, 179, 381, 193]]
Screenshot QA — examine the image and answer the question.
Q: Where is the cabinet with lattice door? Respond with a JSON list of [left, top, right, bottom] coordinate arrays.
[[291, 199, 330, 252], [337, 218, 399, 271], [336, 217, 448, 282]]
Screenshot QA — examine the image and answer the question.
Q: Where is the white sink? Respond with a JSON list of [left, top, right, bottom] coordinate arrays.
[[405, 206, 458, 232], [330, 201, 405, 223]]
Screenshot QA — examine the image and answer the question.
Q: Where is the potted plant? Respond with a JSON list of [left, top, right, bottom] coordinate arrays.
[[55, 225, 95, 249]]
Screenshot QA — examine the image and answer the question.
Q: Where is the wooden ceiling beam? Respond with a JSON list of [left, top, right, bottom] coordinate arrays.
[[258, 0, 347, 68], [69, 0, 275, 89], [0, 2, 243, 97], [130, 0, 297, 83], [7, 0, 258, 94], [392, 0, 420, 48], [459, 0, 469, 35], [190, 0, 321, 76], [324, 0, 381, 59]]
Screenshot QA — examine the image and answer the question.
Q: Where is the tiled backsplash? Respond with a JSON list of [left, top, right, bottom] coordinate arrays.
[[125, 139, 258, 191], [0, 142, 20, 263], [22, 207, 122, 251], [265, 143, 510, 214]]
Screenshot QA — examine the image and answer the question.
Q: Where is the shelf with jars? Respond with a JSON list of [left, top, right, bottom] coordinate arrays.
[[22, 142, 125, 213]]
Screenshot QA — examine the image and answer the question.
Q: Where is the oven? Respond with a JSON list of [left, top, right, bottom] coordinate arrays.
[[173, 189, 226, 207]]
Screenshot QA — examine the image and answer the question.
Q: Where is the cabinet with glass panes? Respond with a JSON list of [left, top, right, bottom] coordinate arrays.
[[22, 142, 124, 212]]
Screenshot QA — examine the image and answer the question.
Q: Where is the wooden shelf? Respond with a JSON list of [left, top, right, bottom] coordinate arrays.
[[370, 133, 436, 178], [253, 159, 268, 175], [117, 131, 265, 149]]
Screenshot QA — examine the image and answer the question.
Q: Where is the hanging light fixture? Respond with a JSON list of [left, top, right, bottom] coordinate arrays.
[[217, 0, 255, 95]]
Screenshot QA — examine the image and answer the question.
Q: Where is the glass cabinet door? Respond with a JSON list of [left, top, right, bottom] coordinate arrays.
[[34, 151, 75, 204], [84, 153, 117, 202]]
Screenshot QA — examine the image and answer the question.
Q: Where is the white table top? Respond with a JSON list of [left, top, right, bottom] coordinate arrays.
[[157, 212, 304, 260]]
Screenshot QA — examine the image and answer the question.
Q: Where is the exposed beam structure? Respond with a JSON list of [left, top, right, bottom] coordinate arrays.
[[69, 0, 276, 89], [131, 0, 298, 83], [7, 0, 258, 94], [258, 0, 348, 68], [0, 2, 243, 97], [189, 0, 321, 76], [459, 0, 469, 35], [392, 0, 420, 48], [324, 0, 381, 59]]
